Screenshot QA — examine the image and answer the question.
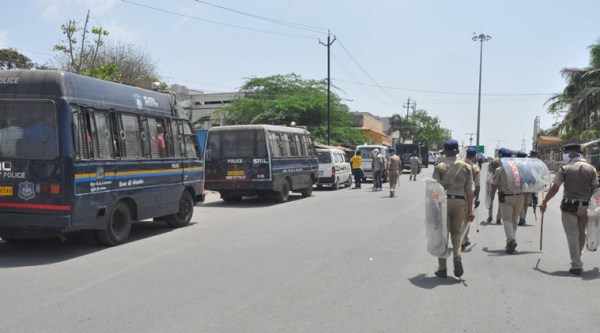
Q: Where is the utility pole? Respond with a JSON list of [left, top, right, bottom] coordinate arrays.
[[404, 97, 416, 118], [466, 132, 475, 147], [320, 31, 336, 146]]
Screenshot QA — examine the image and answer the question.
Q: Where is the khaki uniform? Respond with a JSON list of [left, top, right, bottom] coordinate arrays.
[[492, 164, 524, 248], [462, 159, 480, 245], [387, 154, 401, 196], [409, 156, 420, 181], [552, 157, 599, 269], [488, 157, 502, 221], [433, 156, 474, 270]]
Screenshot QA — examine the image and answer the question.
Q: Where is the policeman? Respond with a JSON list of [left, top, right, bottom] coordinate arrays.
[[432, 139, 475, 278], [386, 148, 401, 197], [539, 143, 599, 275], [515, 151, 532, 226], [487, 149, 504, 224], [491, 148, 523, 254], [371, 149, 384, 191], [409, 153, 420, 181], [462, 147, 481, 250]]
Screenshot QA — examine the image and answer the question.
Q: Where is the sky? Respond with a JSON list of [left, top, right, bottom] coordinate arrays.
[[2, 0, 600, 154]]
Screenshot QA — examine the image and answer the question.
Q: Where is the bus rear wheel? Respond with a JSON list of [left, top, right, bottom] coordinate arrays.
[[165, 191, 194, 228], [95, 202, 131, 246], [274, 181, 290, 203], [300, 184, 313, 197]]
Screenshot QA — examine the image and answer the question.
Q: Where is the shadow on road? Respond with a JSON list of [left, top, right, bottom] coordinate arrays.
[[533, 258, 600, 280], [408, 273, 463, 289], [481, 246, 541, 256], [0, 221, 178, 268]]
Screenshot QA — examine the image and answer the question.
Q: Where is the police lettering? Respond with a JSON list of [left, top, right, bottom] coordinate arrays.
[[0, 77, 19, 84], [227, 159, 243, 163], [2, 171, 25, 179], [143, 96, 159, 107], [0, 161, 11, 171]]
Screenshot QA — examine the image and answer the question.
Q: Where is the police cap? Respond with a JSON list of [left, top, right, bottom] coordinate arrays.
[[443, 139, 459, 151], [516, 151, 528, 158], [500, 148, 513, 157], [466, 147, 477, 156], [563, 143, 582, 153]]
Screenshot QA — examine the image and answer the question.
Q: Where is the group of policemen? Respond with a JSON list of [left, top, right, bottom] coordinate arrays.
[[431, 139, 599, 278]]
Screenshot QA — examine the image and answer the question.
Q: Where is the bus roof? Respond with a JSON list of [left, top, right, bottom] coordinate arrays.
[[207, 124, 312, 134], [0, 70, 185, 118]]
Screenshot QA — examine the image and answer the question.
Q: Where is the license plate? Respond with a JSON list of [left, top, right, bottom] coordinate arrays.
[[227, 170, 245, 176], [0, 186, 13, 196]]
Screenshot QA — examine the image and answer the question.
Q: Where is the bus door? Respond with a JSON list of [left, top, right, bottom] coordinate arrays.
[[0, 99, 69, 225]]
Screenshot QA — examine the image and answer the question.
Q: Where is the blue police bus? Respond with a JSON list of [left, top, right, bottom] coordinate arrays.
[[204, 124, 318, 203], [0, 70, 204, 245]]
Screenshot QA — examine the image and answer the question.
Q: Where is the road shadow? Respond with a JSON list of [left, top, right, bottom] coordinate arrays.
[[408, 273, 463, 289], [0, 221, 178, 268], [481, 246, 542, 256], [201, 194, 307, 208], [533, 259, 600, 280]]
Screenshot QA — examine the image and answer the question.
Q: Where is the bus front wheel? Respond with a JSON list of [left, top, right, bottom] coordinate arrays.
[[95, 202, 132, 246], [300, 183, 313, 197], [165, 191, 194, 228]]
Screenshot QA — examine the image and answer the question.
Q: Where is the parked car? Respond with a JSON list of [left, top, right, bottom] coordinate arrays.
[[316, 148, 352, 190]]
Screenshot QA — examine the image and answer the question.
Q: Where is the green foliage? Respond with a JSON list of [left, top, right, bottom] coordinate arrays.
[[546, 37, 600, 141], [222, 73, 363, 147], [52, 10, 159, 88], [387, 110, 451, 149], [0, 48, 34, 70]]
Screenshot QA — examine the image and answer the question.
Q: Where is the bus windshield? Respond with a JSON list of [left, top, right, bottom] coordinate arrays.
[[0, 100, 58, 160]]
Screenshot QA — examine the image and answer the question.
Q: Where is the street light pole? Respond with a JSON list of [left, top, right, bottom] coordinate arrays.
[[472, 32, 491, 149]]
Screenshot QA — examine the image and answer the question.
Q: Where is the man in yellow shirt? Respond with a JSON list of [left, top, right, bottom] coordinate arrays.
[[349, 151, 363, 189]]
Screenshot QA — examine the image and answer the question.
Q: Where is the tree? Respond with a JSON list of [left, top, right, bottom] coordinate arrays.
[[546, 37, 600, 140], [387, 110, 451, 149], [408, 109, 452, 149], [53, 10, 108, 75], [221, 73, 363, 147], [0, 48, 34, 70], [52, 10, 160, 87]]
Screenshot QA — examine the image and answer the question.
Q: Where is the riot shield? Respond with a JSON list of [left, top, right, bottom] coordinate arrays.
[[586, 189, 600, 252], [500, 158, 551, 193], [425, 179, 451, 258]]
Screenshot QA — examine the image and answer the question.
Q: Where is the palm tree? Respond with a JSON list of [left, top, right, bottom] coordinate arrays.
[[387, 114, 414, 143], [547, 38, 600, 138]]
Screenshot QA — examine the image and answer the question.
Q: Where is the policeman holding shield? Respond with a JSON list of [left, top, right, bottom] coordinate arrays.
[[432, 139, 475, 278], [540, 143, 599, 275], [491, 148, 524, 254]]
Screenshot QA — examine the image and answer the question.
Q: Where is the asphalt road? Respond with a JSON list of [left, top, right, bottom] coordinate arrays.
[[0, 164, 598, 332]]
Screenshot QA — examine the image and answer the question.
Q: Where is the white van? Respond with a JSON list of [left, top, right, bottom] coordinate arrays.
[[316, 148, 352, 190], [356, 145, 388, 182]]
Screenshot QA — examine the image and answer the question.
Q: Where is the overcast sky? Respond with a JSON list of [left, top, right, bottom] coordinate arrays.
[[2, 0, 599, 153]]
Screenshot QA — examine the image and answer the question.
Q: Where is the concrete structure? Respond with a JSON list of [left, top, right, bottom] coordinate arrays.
[[171, 84, 242, 129], [353, 112, 392, 146]]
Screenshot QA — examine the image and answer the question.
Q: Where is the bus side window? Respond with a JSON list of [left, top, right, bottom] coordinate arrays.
[[93, 110, 114, 160], [182, 122, 198, 159], [120, 114, 142, 159], [170, 120, 182, 158]]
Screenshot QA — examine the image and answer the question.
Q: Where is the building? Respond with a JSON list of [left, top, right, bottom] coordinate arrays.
[[170, 84, 242, 129], [352, 112, 392, 146]]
